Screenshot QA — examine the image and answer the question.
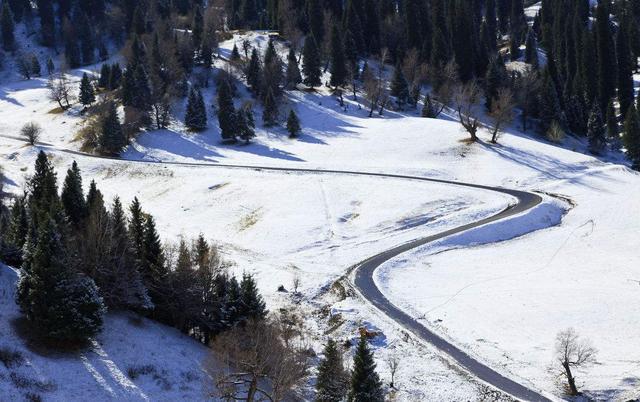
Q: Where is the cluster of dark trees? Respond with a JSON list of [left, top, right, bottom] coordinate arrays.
[[0, 151, 267, 344], [2, 0, 640, 165], [315, 336, 386, 402]]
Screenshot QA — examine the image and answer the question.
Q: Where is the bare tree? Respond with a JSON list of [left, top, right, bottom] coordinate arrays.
[[386, 354, 400, 389], [363, 49, 390, 118], [292, 274, 301, 295], [47, 73, 73, 110], [488, 88, 515, 143], [21, 122, 42, 145], [426, 60, 458, 118], [554, 328, 597, 396], [453, 80, 483, 141], [207, 318, 309, 402]]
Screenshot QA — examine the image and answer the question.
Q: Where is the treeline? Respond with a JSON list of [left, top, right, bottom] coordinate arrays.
[[0, 151, 267, 344]]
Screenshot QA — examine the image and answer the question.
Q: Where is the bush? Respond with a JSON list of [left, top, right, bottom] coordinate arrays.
[[21, 122, 42, 146], [546, 121, 565, 143], [127, 364, 156, 380]]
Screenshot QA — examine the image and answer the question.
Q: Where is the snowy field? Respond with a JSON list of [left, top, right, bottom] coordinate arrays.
[[1, 30, 639, 401]]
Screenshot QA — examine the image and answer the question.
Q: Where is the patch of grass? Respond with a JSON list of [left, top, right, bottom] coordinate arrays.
[[238, 208, 262, 231], [47, 106, 66, 114], [0, 346, 24, 368]]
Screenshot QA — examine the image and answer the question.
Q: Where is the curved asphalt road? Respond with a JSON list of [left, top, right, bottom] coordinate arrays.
[[2, 136, 549, 400]]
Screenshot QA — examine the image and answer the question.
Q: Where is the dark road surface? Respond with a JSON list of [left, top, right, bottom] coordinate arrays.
[[2, 136, 551, 400]]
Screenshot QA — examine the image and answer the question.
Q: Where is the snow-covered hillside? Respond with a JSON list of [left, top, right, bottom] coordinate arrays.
[[0, 263, 211, 401], [1, 31, 639, 401]]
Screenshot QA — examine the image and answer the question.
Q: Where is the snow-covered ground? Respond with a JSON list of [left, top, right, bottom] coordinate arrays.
[[1, 31, 639, 401], [0, 264, 211, 401]]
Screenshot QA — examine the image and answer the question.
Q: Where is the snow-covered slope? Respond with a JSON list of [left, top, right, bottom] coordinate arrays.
[[0, 264, 211, 401]]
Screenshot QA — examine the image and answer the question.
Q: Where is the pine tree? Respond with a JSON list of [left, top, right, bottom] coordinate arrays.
[[316, 339, 349, 402], [239, 272, 267, 322], [587, 102, 606, 155], [485, 56, 504, 111], [616, 14, 634, 120], [192, 6, 203, 50], [302, 36, 322, 88], [128, 197, 145, 262], [185, 88, 207, 131], [7, 196, 28, 253], [98, 64, 111, 88], [286, 110, 301, 138], [16, 218, 105, 342], [109, 63, 122, 90], [231, 43, 241, 61], [237, 106, 256, 144], [606, 100, 619, 147], [422, 94, 437, 118], [538, 70, 562, 135], [28, 151, 59, 215], [46, 57, 55, 76], [262, 89, 278, 126], [623, 105, 640, 169], [1, 3, 15, 51], [390, 64, 409, 110], [246, 48, 262, 94], [30, 55, 41, 77], [100, 102, 126, 155], [348, 336, 384, 402], [595, 2, 617, 111], [285, 47, 302, 89], [329, 24, 347, 88], [307, 0, 324, 43], [61, 161, 86, 227], [79, 73, 96, 109], [216, 81, 237, 141], [524, 29, 538, 67]]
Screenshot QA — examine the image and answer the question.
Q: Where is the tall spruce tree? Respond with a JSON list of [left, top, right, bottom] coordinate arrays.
[[348, 336, 384, 402], [61, 161, 86, 227], [616, 14, 634, 119], [216, 81, 237, 141], [79, 73, 96, 109], [1, 3, 15, 50], [316, 339, 349, 402], [239, 272, 267, 322], [390, 64, 410, 110], [286, 110, 301, 138], [623, 105, 640, 169], [595, 2, 617, 111], [285, 47, 302, 89], [100, 102, 126, 155], [185, 88, 207, 131], [246, 48, 262, 94], [302, 36, 322, 88], [329, 24, 347, 88]]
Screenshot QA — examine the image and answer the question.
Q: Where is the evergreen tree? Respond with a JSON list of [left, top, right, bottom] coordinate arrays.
[[109, 63, 122, 90], [246, 48, 262, 94], [1, 3, 15, 51], [286, 110, 301, 138], [216, 81, 237, 141], [185, 88, 207, 131], [390, 64, 409, 110], [237, 106, 256, 144], [595, 2, 617, 111], [6, 196, 28, 253], [98, 64, 111, 88], [616, 15, 634, 119], [192, 6, 203, 50], [285, 47, 302, 89], [606, 100, 619, 148], [348, 336, 384, 402], [587, 102, 606, 155], [16, 218, 105, 342], [624, 106, 640, 169], [46, 57, 55, 76], [307, 0, 324, 43], [28, 151, 59, 215], [239, 272, 267, 322], [302, 36, 322, 88], [61, 161, 86, 227], [262, 89, 278, 126], [231, 43, 241, 61], [524, 29, 538, 67], [422, 94, 437, 118], [128, 197, 145, 262], [316, 339, 349, 402], [485, 56, 505, 111], [99, 102, 126, 155], [329, 25, 347, 88], [140, 215, 169, 315], [79, 73, 96, 108], [538, 70, 562, 135], [30, 55, 41, 77]]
